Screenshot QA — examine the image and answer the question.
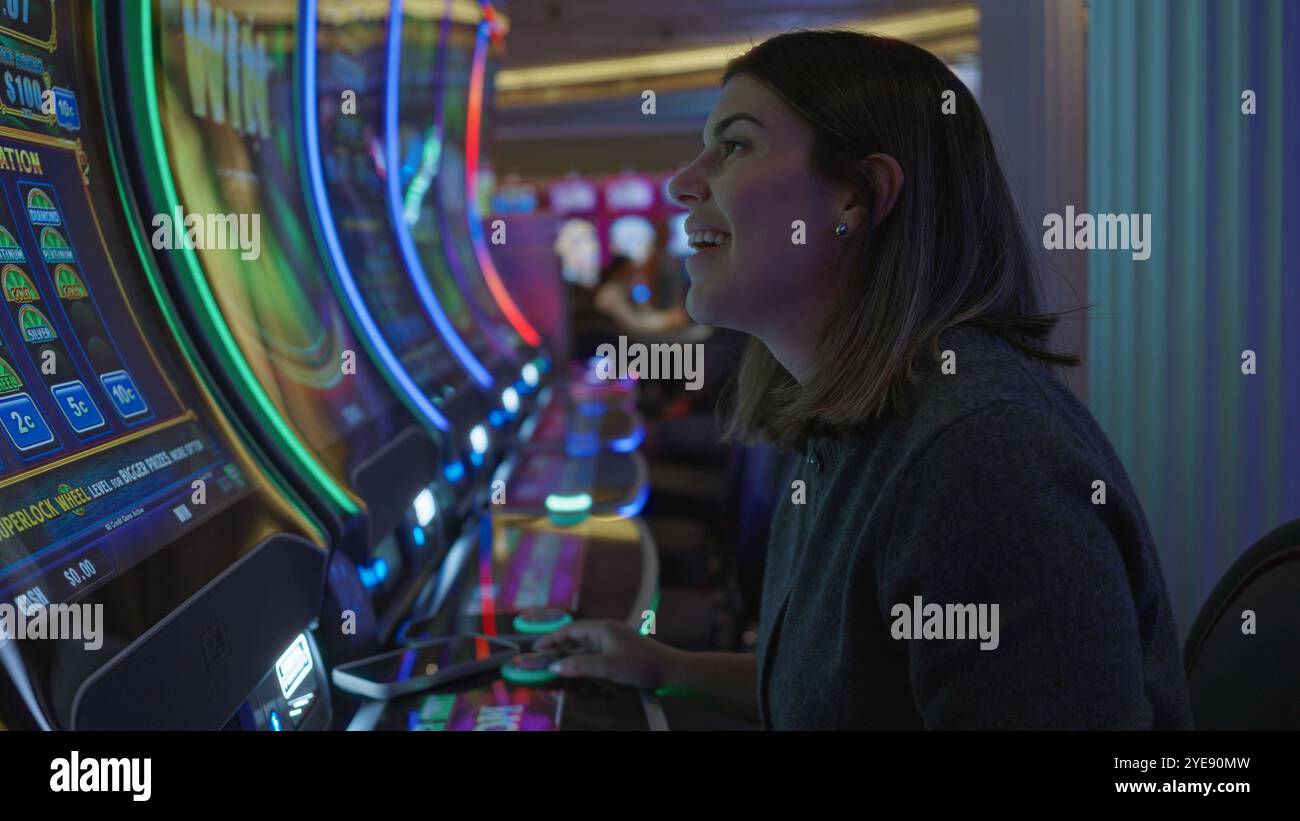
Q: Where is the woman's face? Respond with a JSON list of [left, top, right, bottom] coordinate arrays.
[[669, 75, 846, 341]]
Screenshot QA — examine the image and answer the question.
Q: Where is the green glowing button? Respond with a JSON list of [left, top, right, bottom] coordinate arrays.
[[512, 607, 573, 635], [545, 492, 591, 526], [501, 652, 560, 686]]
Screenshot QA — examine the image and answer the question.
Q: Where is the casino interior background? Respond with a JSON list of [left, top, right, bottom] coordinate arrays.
[[0, 0, 1293, 731]]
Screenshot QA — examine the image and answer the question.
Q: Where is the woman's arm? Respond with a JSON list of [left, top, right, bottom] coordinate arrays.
[[659, 652, 758, 722], [538, 620, 759, 724]]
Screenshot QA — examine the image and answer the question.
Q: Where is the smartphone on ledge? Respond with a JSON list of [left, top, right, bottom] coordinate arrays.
[[331, 634, 520, 700]]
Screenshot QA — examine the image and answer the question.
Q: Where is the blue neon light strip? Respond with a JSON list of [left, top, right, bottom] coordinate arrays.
[[425, 11, 518, 363], [384, 0, 493, 389], [616, 481, 651, 519], [609, 425, 645, 453], [299, 0, 450, 431]]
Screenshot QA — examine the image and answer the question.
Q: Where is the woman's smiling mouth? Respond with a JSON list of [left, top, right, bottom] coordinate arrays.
[[687, 230, 732, 251]]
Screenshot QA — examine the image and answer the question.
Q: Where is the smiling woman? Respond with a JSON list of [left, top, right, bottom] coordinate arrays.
[[670, 82, 849, 371], [539, 29, 1192, 731]]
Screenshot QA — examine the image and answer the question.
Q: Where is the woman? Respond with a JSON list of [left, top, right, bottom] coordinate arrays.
[[539, 30, 1191, 730]]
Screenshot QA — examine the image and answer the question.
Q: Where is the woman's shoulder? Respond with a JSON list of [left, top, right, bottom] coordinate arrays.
[[820, 326, 1120, 491], [894, 326, 1103, 460]]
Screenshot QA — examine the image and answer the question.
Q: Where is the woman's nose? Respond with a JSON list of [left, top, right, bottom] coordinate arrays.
[[668, 163, 707, 206]]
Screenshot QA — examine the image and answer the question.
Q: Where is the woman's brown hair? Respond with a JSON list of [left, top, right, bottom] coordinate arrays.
[[718, 30, 1078, 450]]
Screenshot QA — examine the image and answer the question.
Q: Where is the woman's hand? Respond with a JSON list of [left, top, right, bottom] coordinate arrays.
[[535, 619, 682, 690]]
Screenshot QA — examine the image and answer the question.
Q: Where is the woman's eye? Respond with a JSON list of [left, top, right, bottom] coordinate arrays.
[[721, 140, 745, 158]]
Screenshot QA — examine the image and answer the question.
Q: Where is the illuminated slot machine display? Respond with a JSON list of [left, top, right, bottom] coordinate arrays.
[[489, 177, 538, 215], [464, 6, 637, 407], [472, 6, 644, 448], [432, 3, 540, 358], [548, 175, 602, 290], [0, 0, 330, 731], [306, 0, 627, 473], [395, 1, 647, 522], [600, 173, 657, 273], [304, 0, 495, 513], [400, 3, 571, 405], [391, 4, 521, 391], [105, 0, 452, 656], [305, 0, 642, 620], [303, 0, 659, 732]]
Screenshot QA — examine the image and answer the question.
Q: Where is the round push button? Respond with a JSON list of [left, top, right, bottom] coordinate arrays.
[[513, 607, 574, 634]]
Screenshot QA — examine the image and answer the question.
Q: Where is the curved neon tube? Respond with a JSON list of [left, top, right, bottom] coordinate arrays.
[[423, 7, 515, 364], [385, 0, 494, 389], [609, 425, 645, 453], [300, 0, 450, 432], [617, 481, 651, 519], [465, 11, 541, 347]]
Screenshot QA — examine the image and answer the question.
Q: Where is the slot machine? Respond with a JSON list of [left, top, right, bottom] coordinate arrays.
[[0, 0, 331, 731], [98, 0, 661, 731], [472, 3, 647, 449], [391, 1, 647, 520], [103, 0, 451, 666], [305, 0, 497, 522], [600, 172, 658, 272], [548, 175, 602, 289], [471, 3, 645, 450], [303, 0, 662, 731]]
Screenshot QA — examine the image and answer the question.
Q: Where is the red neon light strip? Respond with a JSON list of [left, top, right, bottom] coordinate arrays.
[[465, 17, 542, 347]]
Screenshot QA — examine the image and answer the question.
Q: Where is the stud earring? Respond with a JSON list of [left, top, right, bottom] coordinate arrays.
[[835, 222, 848, 237]]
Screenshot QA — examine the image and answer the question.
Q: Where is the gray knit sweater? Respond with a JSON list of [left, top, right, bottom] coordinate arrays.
[[757, 326, 1193, 729]]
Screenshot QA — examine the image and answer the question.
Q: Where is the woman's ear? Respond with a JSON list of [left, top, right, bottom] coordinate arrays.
[[862, 153, 904, 226]]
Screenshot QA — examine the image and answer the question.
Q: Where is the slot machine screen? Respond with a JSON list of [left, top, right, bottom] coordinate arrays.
[[554, 219, 600, 287], [313, 2, 468, 412], [608, 214, 655, 265], [0, 1, 293, 651], [396, 10, 514, 368], [148, 0, 405, 483], [432, 17, 525, 355]]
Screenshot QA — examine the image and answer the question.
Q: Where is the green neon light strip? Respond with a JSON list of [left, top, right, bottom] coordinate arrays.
[[124, 0, 358, 515], [511, 611, 572, 634], [89, 0, 325, 538]]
